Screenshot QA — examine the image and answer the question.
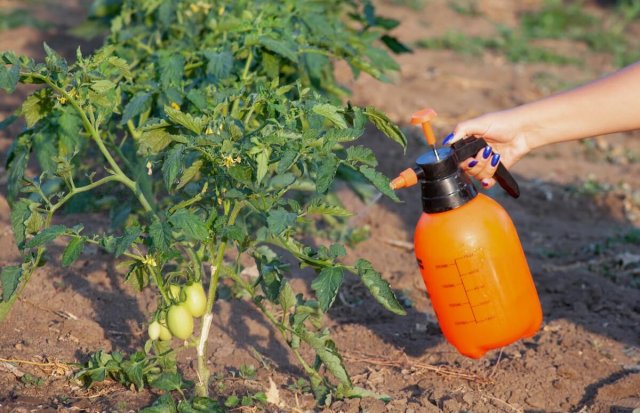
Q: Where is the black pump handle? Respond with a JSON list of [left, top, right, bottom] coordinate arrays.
[[451, 137, 520, 198]]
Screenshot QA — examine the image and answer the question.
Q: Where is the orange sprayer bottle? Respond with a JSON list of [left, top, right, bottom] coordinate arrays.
[[391, 108, 542, 358]]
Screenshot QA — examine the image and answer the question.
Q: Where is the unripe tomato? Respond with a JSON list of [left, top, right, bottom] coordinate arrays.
[[169, 284, 182, 301], [184, 282, 207, 317], [166, 304, 194, 340], [148, 320, 161, 340], [159, 323, 173, 341]]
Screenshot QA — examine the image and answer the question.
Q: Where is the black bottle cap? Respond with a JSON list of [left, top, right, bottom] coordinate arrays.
[[415, 147, 477, 213]]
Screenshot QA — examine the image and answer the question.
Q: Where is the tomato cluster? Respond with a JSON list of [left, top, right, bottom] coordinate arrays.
[[148, 282, 207, 341]]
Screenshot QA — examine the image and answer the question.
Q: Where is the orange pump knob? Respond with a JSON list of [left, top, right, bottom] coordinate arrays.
[[411, 108, 438, 147]]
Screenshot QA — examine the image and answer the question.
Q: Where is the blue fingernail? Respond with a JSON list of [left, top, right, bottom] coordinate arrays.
[[483, 146, 492, 159], [491, 153, 501, 167], [443, 133, 454, 145], [481, 180, 489, 187], [468, 159, 478, 168]]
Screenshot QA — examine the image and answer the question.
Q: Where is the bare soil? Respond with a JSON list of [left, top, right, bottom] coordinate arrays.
[[0, 1, 639, 412]]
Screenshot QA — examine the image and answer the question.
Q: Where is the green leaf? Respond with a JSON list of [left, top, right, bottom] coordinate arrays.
[[91, 79, 117, 93], [139, 128, 173, 154], [115, 226, 141, 257], [311, 267, 343, 311], [6, 138, 30, 203], [278, 281, 296, 314], [313, 104, 347, 129], [267, 208, 297, 235], [228, 165, 253, 186], [62, 237, 85, 267], [122, 92, 151, 124], [169, 210, 208, 241], [158, 53, 184, 89], [162, 145, 183, 190], [255, 151, 268, 184], [25, 225, 66, 248], [1, 265, 22, 302], [356, 259, 406, 315], [299, 329, 351, 386], [363, 106, 406, 148], [381, 35, 412, 54], [149, 372, 186, 391], [315, 155, 338, 193], [121, 359, 145, 390], [21, 91, 52, 128], [164, 106, 207, 134], [140, 394, 177, 413], [346, 146, 377, 167], [358, 165, 399, 201], [176, 159, 202, 190], [58, 108, 82, 156], [0, 64, 19, 93], [10, 199, 30, 248], [33, 132, 57, 175], [337, 384, 391, 402], [204, 50, 233, 80], [305, 199, 352, 217], [108, 56, 132, 79], [149, 219, 172, 252], [259, 36, 298, 61]]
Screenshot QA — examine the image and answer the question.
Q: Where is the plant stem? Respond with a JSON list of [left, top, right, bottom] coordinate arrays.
[[195, 201, 243, 397]]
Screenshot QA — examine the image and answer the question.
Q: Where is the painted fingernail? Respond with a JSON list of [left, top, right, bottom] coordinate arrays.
[[491, 153, 501, 167], [468, 159, 478, 168], [482, 146, 492, 159], [443, 132, 454, 145], [481, 180, 490, 187]]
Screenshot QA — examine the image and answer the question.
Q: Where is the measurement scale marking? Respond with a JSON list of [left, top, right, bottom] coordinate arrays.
[[454, 257, 477, 323]]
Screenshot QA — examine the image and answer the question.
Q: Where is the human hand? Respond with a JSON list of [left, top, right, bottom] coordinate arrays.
[[444, 109, 534, 189]]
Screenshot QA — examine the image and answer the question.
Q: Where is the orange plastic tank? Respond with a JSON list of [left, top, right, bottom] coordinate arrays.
[[392, 108, 542, 358], [414, 192, 542, 358]]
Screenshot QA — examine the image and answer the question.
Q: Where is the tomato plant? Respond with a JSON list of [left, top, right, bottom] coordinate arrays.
[[0, 0, 410, 407]]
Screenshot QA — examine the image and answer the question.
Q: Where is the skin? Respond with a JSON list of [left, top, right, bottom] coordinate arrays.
[[447, 61, 640, 188]]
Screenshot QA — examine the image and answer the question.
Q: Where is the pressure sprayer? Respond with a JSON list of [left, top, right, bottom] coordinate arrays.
[[391, 108, 542, 358]]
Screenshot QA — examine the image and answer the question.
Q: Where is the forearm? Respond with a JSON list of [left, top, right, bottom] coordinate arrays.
[[512, 62, 640, 150]]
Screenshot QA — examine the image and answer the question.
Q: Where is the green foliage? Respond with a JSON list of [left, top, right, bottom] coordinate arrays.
[[0, 0, 410, 407]]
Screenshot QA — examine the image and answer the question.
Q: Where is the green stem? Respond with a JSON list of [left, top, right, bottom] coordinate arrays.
[[195, 201, 243, 397], [51, 175, 121, 214]]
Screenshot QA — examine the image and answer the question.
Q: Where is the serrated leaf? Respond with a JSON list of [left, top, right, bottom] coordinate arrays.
[[6, 139, 29, 203], [162, 145, 183, 190], [363, 106, 406, 148], [10, 199, 30, 248], [204, 50, 233, 80], [0, 64, 19, 93], [356, 259, 405, 315], [122, 360, 144, 390], [305, 200, 352, 217], [311, 267, 343, 311], [108, 56, 133, 79], [122, 92, 151, 125], [315, 155, 338, 193], [22, 92, 52, 128], [312, 104, 347, 129], [164, 106, 206, 134], [158, 53, 184, 89], [259, 36, 297, 62], [115, 226, 141, 257], [256, 151, 268, 184], [337, 384, 391, 402], [91, 79, 116, 93], [169, 210, 208, 241], [149, 372, 187, 391], [139, 128, 173, 154], [1, 265, 22, 302], [62, 237, 85, 267], [33, 131, 57, 175], [176, 159, 202, 190], [267, 208, 297, 235], [139, 394, 177, 413], [25, 225, 66, 248], [299, 329, 351, 386], [149, 219, 171, 252], [346, 146, 377, 167], [278, 281, 296, 314], [358, 165, 399, 201], [277, 149, 297, 174], [58, 108, 82, 156]]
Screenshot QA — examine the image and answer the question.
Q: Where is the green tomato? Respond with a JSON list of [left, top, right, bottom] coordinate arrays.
[[166, 304, 194, 340], [184, 282, 207, 318], [169, 284, 182, 302], [148, 320, 161, 341], [158, 323, 173, 341]]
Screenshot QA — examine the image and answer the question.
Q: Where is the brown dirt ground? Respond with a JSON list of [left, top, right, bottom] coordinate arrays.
[[0, 1, 639, 412]]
